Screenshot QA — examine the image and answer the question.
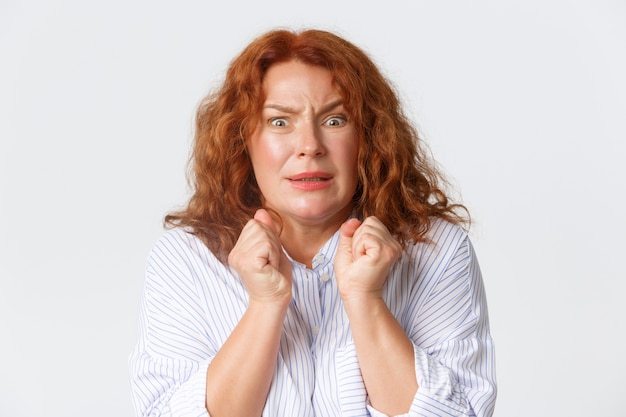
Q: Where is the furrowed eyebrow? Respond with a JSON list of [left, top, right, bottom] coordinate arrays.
[[263, 99, 345, 114], [320, 99, 345, 114], [263, 103, 297, 113]]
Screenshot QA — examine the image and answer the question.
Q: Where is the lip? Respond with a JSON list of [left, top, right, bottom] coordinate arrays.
[[288, 171, 332, 181], [287, 171, 333, 191]]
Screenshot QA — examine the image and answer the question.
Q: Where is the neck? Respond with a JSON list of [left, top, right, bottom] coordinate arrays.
[[279, 223, 335, 268], [278, 208, 352, 268]]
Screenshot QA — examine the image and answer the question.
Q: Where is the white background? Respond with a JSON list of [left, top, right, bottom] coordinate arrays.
[[1, 1, 625, 416]]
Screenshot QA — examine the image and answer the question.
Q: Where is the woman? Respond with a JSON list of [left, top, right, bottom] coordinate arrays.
[[129, 29, 496, 417]]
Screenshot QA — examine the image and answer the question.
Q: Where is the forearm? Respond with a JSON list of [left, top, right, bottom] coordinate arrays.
[[205, 300, 288, 417], [343, 296, 418, 416]]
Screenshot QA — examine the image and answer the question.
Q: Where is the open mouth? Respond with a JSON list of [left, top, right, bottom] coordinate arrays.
[[287, 173, 333, 190], [290, 177, 330, 182]]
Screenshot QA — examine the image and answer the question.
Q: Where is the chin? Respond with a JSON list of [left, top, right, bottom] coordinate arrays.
[[289, 202, 351, 222]]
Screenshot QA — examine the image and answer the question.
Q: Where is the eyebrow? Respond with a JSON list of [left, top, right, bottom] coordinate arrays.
[[263, 99, 345, 114]]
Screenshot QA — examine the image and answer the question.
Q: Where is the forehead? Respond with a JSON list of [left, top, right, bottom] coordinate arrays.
[[261, 60, 341, 103]]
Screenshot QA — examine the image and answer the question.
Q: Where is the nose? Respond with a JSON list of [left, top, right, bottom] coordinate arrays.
[[296, 123, 325, 158]]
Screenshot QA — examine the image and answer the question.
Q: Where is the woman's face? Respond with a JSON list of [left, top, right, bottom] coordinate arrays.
[[247, 60, 359, 229]]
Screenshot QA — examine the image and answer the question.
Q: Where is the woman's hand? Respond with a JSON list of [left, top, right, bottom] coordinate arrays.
[[228, 209, 293, 306], [334, 216, 402, 301], [208, 209, 293, 416], [334, 217, 417, 415]]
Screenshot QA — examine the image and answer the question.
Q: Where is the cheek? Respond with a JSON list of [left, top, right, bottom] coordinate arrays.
[[341, 140, 359, 173], [265, 139, 291, 161], [249, 137, 290, 180], [252, 134, 290, 161], [335, 142, 359, 191]]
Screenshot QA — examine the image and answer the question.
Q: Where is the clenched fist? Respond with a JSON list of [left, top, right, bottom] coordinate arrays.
[[228, 209, 293, 306], [334, 216, 402, 301]]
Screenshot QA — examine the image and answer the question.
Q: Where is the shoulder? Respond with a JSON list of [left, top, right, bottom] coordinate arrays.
[[409, 218, 469, 257], [149, 227, 203, 260], [401, 218, 476, 279], [146, 227, 224, 277], [399, 219, 483, 308]]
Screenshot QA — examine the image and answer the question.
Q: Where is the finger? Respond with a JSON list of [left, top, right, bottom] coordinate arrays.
[[252, 209, 285, 270], [352, 217, 401, 261], [336, 218, 361, 265], [357, 217, 396, 244], [254, 209, 281, 236], [350, 219, 377, 257], [340, 218, 361, 238], [355, 216, 386, 237]]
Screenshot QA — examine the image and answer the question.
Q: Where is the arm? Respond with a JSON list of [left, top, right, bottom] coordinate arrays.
[[204, 299, 288, 416], [335, 217, 418, 415], [342, 297, 418, 415], [403, 230, 496, 417], [129, 210, 292, 417], [129, 230, 216, 417], [335, 218, 496, 417], [206, 209, 292, 417]]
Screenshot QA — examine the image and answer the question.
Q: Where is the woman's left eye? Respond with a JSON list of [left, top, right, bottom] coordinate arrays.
[[325, 116, 346, 127], [270, 118, 289, 127]]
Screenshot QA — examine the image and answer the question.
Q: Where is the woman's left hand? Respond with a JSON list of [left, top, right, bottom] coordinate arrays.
[[334, 216, 402, 301]]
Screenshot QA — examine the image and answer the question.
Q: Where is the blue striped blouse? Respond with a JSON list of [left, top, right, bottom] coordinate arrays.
[[129, 218, 496, 416]]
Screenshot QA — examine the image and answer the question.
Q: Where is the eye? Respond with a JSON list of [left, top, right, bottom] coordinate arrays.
[[325, 116, 347, 127], [270, 118, 289, 127]]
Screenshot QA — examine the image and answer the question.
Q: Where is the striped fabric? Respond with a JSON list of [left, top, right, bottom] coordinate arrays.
[[129, 218, 496, 417]]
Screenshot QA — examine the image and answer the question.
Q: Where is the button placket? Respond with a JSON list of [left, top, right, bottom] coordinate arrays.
[[310, 253, 331, 341], [312, 253, 325, 268]]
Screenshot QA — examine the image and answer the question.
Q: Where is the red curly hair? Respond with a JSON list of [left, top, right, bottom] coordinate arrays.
[[165, 28, 468, 262]]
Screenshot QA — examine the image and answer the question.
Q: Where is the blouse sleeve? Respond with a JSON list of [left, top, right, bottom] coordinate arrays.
[[128, 232, 215, 417], [413, 234, 495, 416], [369, 231, 497, 417]]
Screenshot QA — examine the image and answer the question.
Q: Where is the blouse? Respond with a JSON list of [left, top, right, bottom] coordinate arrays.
[[129, 218, 496, 416]]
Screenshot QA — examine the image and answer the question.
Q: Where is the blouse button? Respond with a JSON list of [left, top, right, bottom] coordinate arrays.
[[314, 254, 325, 265], [320, 272, 330, 282]]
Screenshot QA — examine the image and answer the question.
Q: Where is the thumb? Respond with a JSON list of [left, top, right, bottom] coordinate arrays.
[[340, 218, 361, 239], [336, 218, 361, 265], [254, 209, 280, 235], [255, 209, 291, 280]]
